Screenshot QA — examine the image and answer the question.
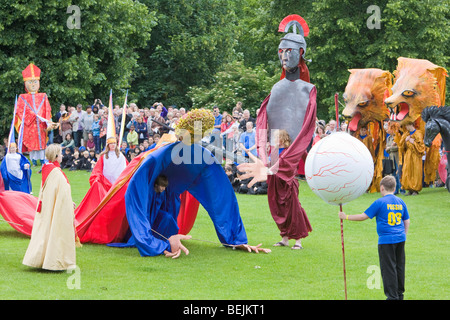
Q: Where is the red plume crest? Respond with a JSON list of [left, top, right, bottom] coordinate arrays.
[[278, 14, 309, 37]]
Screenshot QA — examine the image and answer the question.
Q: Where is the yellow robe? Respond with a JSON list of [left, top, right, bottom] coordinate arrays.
[[23, 167, 76, 271], [357, 134, 375, 160], [400, 130, 425, 192]]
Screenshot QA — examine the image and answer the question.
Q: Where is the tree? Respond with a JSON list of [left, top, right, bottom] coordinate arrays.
[[0, 0, 155, 136], [187, 60, 278, 115], [131, 0, 239, 109]]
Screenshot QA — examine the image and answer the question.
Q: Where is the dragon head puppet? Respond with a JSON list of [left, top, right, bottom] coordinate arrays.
[[384, 57, 447, 126], [342, 68, 392, 132]]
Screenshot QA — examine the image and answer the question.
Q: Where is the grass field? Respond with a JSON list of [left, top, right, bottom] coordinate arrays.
[[0, 167, 449, 300]]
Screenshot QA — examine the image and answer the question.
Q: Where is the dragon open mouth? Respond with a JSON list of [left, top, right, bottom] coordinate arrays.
[[348, 112, 361, 132], [389, 102, 409, 121]]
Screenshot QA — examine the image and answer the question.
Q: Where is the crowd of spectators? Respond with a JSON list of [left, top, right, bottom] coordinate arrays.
[[3, 98, 445, 195], [50, 100, 183, 170]]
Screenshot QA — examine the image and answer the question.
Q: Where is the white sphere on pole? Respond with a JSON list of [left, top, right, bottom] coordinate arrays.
[[305, 132, 374, 206]]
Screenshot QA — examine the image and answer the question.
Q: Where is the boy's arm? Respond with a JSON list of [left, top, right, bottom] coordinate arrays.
[[338, 211, 369, 221], [403, 219, 410, 235]]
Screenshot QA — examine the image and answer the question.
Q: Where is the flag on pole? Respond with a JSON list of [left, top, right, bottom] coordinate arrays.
[[7, 95, 18, 153], [17, 103, 26, 153], [118, 89, 128, 147], [106, 89, 117, 144]]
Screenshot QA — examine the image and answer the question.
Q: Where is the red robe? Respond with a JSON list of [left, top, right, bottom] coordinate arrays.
[[15, 93, 52, 152], [256, 87, 317, 240], [0, 143, 200, 242], [75, 143, 200, 244]]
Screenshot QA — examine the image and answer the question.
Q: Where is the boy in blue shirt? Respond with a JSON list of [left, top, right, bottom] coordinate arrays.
[[339, 175, 410, 300]]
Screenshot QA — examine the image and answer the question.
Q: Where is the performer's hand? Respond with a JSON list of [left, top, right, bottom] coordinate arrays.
[[233, 243, 271, 254], [237, 155, 269, 188], [164, 234, 192, 259], [338, 211, 347, 220]]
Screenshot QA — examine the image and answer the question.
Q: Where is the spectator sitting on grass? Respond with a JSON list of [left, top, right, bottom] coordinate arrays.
[[60, 147, 74, 169], [69, 151, 80, 171]]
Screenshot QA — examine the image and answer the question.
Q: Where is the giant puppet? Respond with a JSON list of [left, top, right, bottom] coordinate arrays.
[[342, 69, 393, 192], [15, 63, 52, 166], [422, 106, 450, 192], [384, 57, 447, 190], [246, 15, 317, 248]]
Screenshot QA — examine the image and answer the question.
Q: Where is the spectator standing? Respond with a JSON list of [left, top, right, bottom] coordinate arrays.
[[221, 114, 234, 151], [239, 110, 256, 131], [81, 106, 94, 147], [127, 125, 139, 149], [326, 120, 337, 135], [135, 116, 148, 144], [59, 110, 73, 141], [313, 122, 326, 146], [70, 104, 85, 147], [213, 106, 222, 133], [99, 112, 108, 151], [92, 114, 101, 154], [233, 101, 243, 114], [385, 121, 400, 194], [54, 104, 66, 143], [239, 122, 257, 159]]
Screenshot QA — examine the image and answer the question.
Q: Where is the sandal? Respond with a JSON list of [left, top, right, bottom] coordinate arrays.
[[291, 244, 303, 250], [273, 241, 288, 247]]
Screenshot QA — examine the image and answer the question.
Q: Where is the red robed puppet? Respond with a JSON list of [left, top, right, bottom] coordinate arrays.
[[15, 63, 52, 155]]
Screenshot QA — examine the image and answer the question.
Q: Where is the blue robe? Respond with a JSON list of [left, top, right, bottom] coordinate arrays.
[[0, 153, 32, 194], [109, 142, 248, 256]]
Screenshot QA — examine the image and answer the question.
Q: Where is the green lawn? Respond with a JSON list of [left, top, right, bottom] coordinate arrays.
[[0, 168, 449, 300]]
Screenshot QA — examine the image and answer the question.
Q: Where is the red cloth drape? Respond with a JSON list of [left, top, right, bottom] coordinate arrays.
[[0, 191, 37, 236], [75, 145, 200, 244]]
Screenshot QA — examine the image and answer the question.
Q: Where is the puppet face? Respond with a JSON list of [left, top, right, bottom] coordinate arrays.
[[278, 33, 306, 73], [9, 144, 17, 153], [25, 79, 40, 93], [342, 69, 392, 132], [278, 48, 300, 72], [384, 57, 446, 126]]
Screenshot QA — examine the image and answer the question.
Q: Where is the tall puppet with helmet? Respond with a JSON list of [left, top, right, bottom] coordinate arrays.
[[15, 63, 52, 166], [253, 15, 317, 249]]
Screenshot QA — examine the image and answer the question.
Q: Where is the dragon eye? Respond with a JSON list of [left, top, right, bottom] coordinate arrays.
[[401, 90, 416, 97], [357, 101, 369, 107]]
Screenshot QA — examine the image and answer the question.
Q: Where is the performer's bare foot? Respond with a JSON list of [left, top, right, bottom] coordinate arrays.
[[273, 236, 289, 247], [291, 239, 303, 250]]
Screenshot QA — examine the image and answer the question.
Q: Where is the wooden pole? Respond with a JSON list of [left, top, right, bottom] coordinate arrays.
[[339, 203, 348, 300], [335, 93, 340, 130]]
